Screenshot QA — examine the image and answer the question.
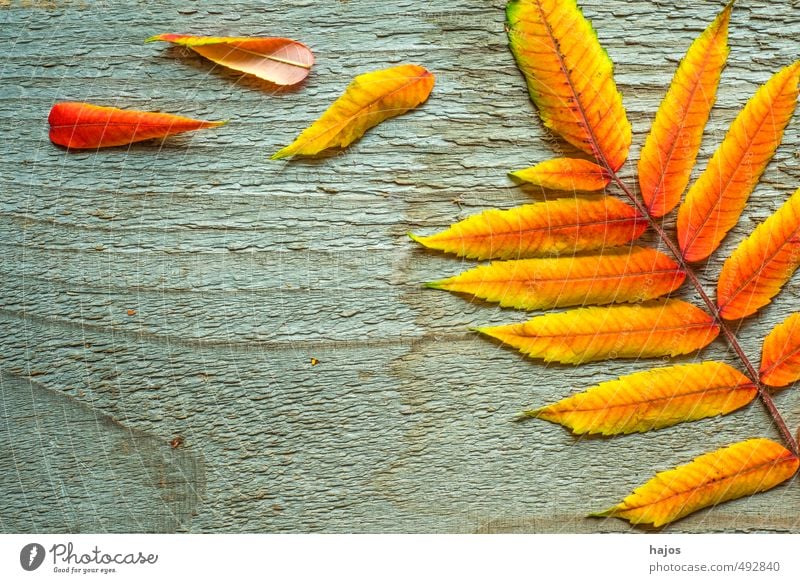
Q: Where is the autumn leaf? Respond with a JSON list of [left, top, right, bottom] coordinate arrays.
[[271, 64, 434, 159], [638, 1, 732, 217], [761, 313, 800, 388], [677, 61, 800, 262], [48, 102, 225, 149], [475, 299, 719, 365], [592, 438, 798, 527], [147, 34, 314, 86], [409, 196, 646, 260], [717, 188, 800, 321], [523, 362, 755, 435], [506, 0, 631, 171], [510, 158, 610, 191], [426, 246, 684, 310]]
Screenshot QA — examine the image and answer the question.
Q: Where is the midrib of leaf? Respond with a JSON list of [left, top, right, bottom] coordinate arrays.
[[463, 267, 680, 285], [533, 0, 608, 167], [533, 383, 755, 414], [51, 122, 212, 129], [604, 168, 799, 456], [197, 44, 313, 70], [429, 215, 642, 242], [510, 321, 713, 340]]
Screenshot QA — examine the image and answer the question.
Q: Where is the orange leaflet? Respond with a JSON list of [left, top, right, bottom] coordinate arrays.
[[48, 102, 225, 149], [272, 64, 434, 159], [506, 0, 631, 171], [592, 438, 798, 527], [147, 34, 313, 86], [475, 299, 719, 365], [638, 2, 732, 217], [426, 246, 684, 311], [761, 313, 800, 388], [524, 362, 755, 435], [677, 61, 800, 262], [510, 158, 610, 191], [409, 196, 646, 261], [717, 188, 800, 320]]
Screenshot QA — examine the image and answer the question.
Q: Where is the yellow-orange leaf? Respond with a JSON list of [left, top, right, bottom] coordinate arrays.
[[524, 362, 755, 435], [409, 196, 646, 261], [593, 438, 798, 527], [677, 61, 800, 262], [761, 313, 800, 388], [638, 2, 732, 217], [510, 158, 610, 191], [272, 64, 434, 159], [506, 0, 631, 171], [476, 299, 718, 365], [427, 246, 684, 310], [717, 188, 800, 321], [147, 34, 314, 86]]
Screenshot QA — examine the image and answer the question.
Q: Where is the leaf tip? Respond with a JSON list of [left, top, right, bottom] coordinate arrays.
[[270, 148, 290, 161], [424, 280, 445, 290], [587, 507, 616, 520], [407, 232, 427, 245], [144, 34, 164, 43], [507, 169, 525, 182], [512, 409, 538, 422]]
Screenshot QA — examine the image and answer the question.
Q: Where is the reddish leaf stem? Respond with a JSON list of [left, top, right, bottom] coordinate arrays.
[[608, 170, 799, 457]]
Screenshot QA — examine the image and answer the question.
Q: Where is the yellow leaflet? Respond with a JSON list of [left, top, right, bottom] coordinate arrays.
[[506, 0, 631, 170], [409, 196, 646, 261], [593, 438, 798, 527], [427, 246, 684, 310], [510, 158, 610, 192], [525, 362, 755, 435], [272, 64, 434, 159], [476, 299, 719, 365], [638, 2, 732, 217]]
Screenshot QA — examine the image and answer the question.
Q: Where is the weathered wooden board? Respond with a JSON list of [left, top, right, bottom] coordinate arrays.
[[1, 0, 799, 533]]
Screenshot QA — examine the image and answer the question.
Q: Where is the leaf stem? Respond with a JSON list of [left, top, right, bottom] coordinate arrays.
[[607, 170, 799, 457]]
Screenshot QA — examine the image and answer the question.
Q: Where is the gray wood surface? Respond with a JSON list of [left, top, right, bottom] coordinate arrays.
[[1, 0, 799, 533]]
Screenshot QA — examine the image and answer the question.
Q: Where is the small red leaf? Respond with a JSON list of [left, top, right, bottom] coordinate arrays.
[[48, 102, 225, 149]]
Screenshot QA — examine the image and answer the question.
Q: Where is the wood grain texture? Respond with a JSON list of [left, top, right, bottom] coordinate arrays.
[[0, 0, 799, 533]]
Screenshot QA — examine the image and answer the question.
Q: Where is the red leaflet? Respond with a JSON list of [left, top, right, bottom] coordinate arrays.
[[48, 102, 225, 149]]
